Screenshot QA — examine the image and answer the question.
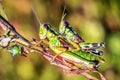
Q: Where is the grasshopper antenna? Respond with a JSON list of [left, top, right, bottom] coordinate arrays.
[[31, 6, 42, 25], [61, 5, 67, 22]]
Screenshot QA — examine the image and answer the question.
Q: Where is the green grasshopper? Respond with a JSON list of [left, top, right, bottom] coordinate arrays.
[[39, 23, 104, 68], [39, 23, 72, 55], [59, 20, 105, 55]]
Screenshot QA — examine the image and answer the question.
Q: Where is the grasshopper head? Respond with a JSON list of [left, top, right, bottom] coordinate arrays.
[[60, 20, 84, 43], [59, 20, 68, 34], [59, 20, 75, 41], [39, 23, 49, 39], [39, 23, 59, 40]]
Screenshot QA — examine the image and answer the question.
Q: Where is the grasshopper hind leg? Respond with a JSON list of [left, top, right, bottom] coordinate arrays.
[[50, 46, 68, 62], [52, 52, 64, 62], [80, 42, 104, 55], [80, 42, 105, 50], [90, 49, 103, 56], [92, 42, 105, 49]]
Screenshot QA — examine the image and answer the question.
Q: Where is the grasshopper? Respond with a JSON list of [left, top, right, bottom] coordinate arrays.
[[39, 23, 73, 56], [31, 6, 104, 68], [39, 23, 104, 68], [59, 20, 105, 55]]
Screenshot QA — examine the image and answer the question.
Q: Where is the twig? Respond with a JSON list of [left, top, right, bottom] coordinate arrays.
[[81, 72, 99, 80], [0, 15, 31, 44], [94, 70, 106, 80]]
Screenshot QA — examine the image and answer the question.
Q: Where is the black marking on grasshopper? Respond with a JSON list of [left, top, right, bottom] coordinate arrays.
[[80, 46, 104, 56], [90, 49, 103, 56], [43, 23, 60, 36]]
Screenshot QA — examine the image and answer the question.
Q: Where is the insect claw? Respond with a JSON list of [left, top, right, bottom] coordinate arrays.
[[94, 64, 99, 68], [98, 51, 103, 55], [50, 57, 56, 63], [51, 52, 64, 62], [33, 40, 42, 47], [51, 55, 59, 62]]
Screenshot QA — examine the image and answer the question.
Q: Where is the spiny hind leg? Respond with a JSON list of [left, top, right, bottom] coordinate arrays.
[[85, 49, 103, 56], [90, 49, 103, 55], [90, 42, 105, 49], [79, 42, 105, 50], [80, 47, 103, 56]]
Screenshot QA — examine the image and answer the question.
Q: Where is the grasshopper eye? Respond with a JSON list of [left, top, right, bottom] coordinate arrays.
[[63, 20, 68, 26]]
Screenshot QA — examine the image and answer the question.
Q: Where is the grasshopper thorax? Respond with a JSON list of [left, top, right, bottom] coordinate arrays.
[[39, 23, 59, 40], [59, 20, 84, 43]]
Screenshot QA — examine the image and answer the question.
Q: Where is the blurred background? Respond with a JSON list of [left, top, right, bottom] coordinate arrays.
[[0, 0, 120, 80]]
